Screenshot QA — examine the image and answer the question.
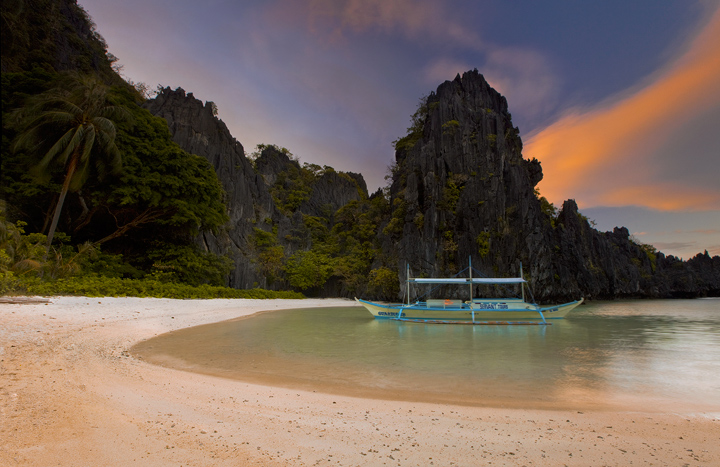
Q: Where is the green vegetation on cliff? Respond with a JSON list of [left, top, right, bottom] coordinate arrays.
[[1, 1, 234, 295]]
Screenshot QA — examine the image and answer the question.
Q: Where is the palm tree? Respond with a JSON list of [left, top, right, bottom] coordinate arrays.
[[12, 75, 129, 253]]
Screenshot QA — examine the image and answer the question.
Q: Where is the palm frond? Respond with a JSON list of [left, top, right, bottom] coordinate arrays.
[[24, 110, 77, 128], [92, 116, 117, 139], [35, 127, 77, 170], [12, 258, 42, 273], [58, 124, 86, 166], [102, 105, 133, 125], [79, 126, 96, 164]]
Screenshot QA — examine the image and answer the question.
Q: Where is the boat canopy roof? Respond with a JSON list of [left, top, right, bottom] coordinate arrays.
[[408, 278, 526, 284]]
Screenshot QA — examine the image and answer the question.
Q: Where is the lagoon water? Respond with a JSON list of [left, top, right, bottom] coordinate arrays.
[[133, 299, 720, 413]]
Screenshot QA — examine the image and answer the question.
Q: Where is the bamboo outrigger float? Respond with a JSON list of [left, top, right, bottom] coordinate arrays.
[[356, 258, 583, 325]]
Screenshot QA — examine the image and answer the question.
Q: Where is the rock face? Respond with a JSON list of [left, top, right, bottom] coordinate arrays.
[[143, 87, 274, 288], [384, 70, 556, 297], [143, 87, 368, 289], [384, 70, 720, 301]]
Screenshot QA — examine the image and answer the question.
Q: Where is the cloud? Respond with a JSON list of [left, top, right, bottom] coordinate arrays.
[[482, 46, 560, 120], [301, 0, 479, 46], [690, 229, 720, 235], [653, 242, 699, 255], [274, 1, 556, 103], [524, 7, 720, 211]]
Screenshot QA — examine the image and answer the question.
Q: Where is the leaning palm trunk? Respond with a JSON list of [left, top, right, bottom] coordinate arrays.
[[45, 152, 79, 252]]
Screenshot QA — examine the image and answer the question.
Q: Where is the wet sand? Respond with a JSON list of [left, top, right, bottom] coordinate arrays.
[[2, 296, 718, 466]]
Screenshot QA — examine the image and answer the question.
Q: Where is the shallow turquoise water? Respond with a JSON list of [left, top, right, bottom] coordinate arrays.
[[134, 299, 720, 412]]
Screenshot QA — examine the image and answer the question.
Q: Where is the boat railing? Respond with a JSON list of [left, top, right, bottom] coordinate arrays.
[[426, 299, 464, 308]]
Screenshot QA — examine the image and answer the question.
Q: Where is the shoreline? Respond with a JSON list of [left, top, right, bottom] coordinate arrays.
[[2, 296, 719, 466]]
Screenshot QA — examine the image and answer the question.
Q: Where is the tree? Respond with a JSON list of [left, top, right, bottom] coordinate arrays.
[[285, 250, 334, 291], [12, 75, 130, 253]]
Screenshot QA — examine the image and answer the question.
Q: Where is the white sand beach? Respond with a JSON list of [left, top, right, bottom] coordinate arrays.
[[1, 296, 718, 466]]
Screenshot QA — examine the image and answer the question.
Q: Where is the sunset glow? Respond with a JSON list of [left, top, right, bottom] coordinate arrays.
[[526, 9, 720, 211]]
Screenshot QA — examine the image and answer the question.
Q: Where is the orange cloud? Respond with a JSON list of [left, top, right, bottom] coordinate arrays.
[[525, 8, 720, 211]]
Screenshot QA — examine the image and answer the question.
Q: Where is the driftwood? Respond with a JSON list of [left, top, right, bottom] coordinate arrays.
[[0, 296, 51, 304]]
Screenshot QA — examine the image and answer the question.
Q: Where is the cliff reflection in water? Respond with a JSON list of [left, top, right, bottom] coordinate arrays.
[[132, 299, 720, 412]]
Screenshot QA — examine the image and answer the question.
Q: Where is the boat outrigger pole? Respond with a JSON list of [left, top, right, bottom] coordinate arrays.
[[469, 257, 475, 323], [406, 263, 410, 305]]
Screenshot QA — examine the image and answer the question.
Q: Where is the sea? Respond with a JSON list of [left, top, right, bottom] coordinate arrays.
[[132, 298, 720, 414]]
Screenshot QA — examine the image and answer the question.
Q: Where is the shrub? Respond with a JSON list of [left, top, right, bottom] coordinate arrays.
[[476, 232, 491, 258], [368, 267, 399, 300], [10, 274, 304, 299]]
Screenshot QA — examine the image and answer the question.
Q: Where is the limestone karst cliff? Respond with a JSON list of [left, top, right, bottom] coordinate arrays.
[[144, 76, 718, 300], [382, 70, 719, 301], [143, 87, 368, 290]]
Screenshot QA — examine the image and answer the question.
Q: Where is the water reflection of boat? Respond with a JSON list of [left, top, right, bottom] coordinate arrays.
[[356, 258, 583, 325]]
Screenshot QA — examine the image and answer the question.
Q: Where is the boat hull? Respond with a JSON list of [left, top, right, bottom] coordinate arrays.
[[355, 298, 583, 323]]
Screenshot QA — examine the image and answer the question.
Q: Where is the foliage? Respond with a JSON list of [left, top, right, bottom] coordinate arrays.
[[1, 0, 125, 87], [441, 119, 460, 135], [487, 133, 497, 148], [146, 244, 233, 287], [368, 267, 399, 300], [271, 162, 314, 213], [392, 95, 430, 152], [11, 74, 131, 250], [1, 3, 234, 292], [535, 188, 558, 227], [3, 69, 229, 283], [476, 231, 491, 258], [249, 143, 294, 161], [107, 89, 228, 238], [630, 236, 658, 273], [505, 126, 523, 153], [330, 195, 390, 295], [439, 173, 465, 214], [1, 207, 136, 290], [9, 274, 303, 299], [382, 197, 407, 236], [413, 212, 425, 230], [285, 249, 334, 291], [252, 227, 285, 284], [1, 216, 45, 276]]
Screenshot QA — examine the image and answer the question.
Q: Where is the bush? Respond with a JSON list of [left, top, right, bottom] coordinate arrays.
[[368, 267, 399, 300], [285, 250, 334, 291], [9, 274, 304, 299]]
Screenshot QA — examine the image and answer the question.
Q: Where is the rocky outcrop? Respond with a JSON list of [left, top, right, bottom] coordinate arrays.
[[384, 70, 555, 294], [384, 70, 720, 301], [144, 88, 368, 289], [143, 87, 275, 288]]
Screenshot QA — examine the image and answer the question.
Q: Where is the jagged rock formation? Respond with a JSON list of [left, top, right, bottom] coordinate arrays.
[[145, 75, 718, 300], [143, 87, 274, 288], [144, 88, 368, 289], [384, 70, 557, 297], [384, 70, 720, 301]]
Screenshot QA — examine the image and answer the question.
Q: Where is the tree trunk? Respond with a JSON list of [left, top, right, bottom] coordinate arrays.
[[45, 154, 79, 254], [91, 207, 165, 247]]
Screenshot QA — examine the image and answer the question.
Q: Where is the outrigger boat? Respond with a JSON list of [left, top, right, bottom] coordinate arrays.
[[356, 258, 583, 325]]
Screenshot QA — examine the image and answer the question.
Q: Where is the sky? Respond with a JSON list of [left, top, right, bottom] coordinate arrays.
[[79, 0, 720, 259]]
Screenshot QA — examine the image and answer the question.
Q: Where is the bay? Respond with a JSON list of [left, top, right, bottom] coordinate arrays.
[[132, 299, 720, 413]]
